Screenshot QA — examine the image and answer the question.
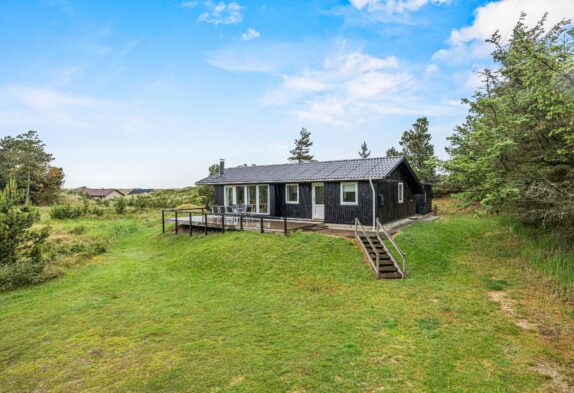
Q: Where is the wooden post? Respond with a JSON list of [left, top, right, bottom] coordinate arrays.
[[260, 217, 264, 233], [239, 215, 243, 231], [162, 210, 165, 233], [189, 212, 197, 236], [175, 211, 178, 235], [221, 214, 225, 233], [204, 213, 208, 235], [283, 217, 287, 235]]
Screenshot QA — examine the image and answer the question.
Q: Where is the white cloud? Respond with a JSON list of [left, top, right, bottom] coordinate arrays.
[[0, 85, 118, 128], [242, 28, 260, 41], [181, 1, 198, 8], [424, 64, 438, 75], [198, 1, 242, 25], [349, 0, 451, 14], [263, 49, 407, 113], [433, 0, 574, 63], [208, 40, 466, 125]]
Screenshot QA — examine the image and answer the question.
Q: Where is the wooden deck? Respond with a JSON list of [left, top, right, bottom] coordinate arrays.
[[162, 208, 323, 235]]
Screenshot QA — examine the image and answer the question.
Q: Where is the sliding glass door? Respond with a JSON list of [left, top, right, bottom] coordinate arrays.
[[257, 185, 269, 214], [223, 185, 269, 214]]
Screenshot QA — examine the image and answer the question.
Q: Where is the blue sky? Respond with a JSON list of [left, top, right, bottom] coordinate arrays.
[[0, 0, 571, 188]]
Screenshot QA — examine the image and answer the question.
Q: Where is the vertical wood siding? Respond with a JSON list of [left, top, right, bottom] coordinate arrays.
[[375, 163, 418, 223], [214, 185, 224, 206], [324, 181, 373, 226], [274, 183, 312, 218]]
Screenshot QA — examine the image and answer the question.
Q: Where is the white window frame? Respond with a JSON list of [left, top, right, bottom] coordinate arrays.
[[224, 184, 270, 215], [398, 182, 404, 204], [224, 186, 235, 207], [256, 184, 270, 215], [285, 184, 299, 204], [340, 182, 358, 206]]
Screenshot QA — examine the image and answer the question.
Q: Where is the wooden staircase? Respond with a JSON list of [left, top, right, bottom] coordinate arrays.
[[355, 218, 406, 279]]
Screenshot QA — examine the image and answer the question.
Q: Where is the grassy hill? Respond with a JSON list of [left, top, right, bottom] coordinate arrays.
[[1, 210, 573, 392]]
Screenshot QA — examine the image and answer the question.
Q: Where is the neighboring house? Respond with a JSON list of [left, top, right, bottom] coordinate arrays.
[[195, 157, 431, 226], [74, 187, 125, 200], [128, 188, 155, 195]]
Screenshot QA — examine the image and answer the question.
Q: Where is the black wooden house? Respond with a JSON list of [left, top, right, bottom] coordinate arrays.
[[196, 157, 431, 227]]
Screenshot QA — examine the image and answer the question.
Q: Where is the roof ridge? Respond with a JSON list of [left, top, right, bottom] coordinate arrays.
[[225, 156, 401, 171]]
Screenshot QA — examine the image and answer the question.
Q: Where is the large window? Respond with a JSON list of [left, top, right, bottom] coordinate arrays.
[[224, 185, 269, 214], [236, 186, 245, 205], [398, 182, 404, 204], [246, 185, 257, 208], [286, 184, 299, 204], [224, 186, 234, 206], [340, 182, 358, 205], [258, 185, 269, 214]]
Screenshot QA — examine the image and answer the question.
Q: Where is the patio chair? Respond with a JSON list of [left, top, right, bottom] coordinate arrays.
[[211, 205, 221, 223], [244, 205, 254, 225], [225, 205, 235, 224]]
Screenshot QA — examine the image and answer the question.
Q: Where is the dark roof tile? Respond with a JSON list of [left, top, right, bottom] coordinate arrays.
[[196, 156, 404, 185]]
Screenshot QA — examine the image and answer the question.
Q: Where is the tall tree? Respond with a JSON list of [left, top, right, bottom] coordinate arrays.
[[288, 128, 314, 162], [446, 14, 574, 238], [399, 117, 437, 183], [358, 141, 371, 158], [35, 166, 65, 205], [386, 147, 401, 157], [0, 131, 57, 205]]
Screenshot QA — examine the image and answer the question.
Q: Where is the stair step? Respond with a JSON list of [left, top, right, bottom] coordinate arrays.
[[381, 272, 403, 279], [379, 265, 398, 272], [366, 247, 387, 253], [368, 252, 390, 258]]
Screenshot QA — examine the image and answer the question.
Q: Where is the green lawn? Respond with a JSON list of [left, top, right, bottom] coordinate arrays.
[[1, 213, 573, 392]]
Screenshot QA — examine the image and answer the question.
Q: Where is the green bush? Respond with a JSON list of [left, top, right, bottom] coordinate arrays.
[[0, 179, 50, 291], [114, 197, 126, 214], [49, 204, 105, 219], [49, 204, 83, 219]]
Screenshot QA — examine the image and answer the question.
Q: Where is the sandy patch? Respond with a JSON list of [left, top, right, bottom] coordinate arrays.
[[535, 363, 574, 393]]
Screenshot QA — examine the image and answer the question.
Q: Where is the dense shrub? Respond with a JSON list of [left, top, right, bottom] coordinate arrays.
[[0, 179, 50, 291], [114, 197, 126, 214], [49, 204, 104, 219], [126, 187, 209, 210], [50, 204, 83, 219]]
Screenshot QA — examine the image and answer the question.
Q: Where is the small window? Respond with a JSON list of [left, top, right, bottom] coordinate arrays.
[[340, 182, 358, 205], [398, 182, 404, 204], [286, 184, 299, 204]]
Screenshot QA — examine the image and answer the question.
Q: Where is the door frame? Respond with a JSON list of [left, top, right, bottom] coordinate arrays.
[[312, 182, 325, 220]]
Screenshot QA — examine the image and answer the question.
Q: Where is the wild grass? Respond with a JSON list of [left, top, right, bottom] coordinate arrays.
[[509, 219, 574, 301], [1, 212, 572, 392]]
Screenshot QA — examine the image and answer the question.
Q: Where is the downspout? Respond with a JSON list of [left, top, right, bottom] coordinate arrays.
[[368, 178, 376, 231]]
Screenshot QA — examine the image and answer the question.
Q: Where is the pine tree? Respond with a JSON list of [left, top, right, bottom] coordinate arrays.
[[288, 128, 314, 162], [0, 178, 49, 290], [385, 147, 401, 157], [399, 117, 437, 183], [358, 141, 371, 158]]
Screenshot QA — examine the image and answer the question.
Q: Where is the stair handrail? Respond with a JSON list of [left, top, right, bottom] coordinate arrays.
[[355, 218, 380, 277], [375, 218, 406, 279]]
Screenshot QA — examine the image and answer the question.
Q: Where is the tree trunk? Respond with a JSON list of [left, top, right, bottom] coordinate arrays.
[[25, 171, 30, 205]]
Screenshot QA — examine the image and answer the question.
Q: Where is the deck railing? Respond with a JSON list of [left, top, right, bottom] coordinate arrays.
[[161, 208, 317, 236], [375, 217, 406, 279]]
